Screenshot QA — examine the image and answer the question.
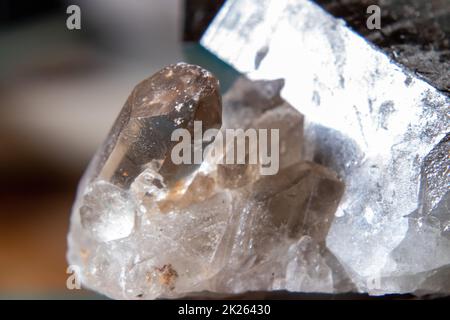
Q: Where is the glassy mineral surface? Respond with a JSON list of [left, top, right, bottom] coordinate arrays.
[[67, 64, 348, 299]]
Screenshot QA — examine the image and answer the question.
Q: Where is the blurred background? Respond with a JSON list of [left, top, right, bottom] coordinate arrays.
[[0, 0, 237, 298]]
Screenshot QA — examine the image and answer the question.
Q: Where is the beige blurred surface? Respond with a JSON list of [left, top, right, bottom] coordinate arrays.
[[0, 191, 72, 291]]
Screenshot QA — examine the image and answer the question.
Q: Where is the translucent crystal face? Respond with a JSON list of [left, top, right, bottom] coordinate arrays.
[[91, 62, 222, 189], [67, 64, 348, 299]]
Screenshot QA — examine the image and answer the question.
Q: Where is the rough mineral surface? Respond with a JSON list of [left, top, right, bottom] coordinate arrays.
[[67, 63, 350, 299], [314, 0, 450, 95]]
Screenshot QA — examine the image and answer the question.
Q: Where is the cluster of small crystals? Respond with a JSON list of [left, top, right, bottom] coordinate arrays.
[[67, 65, 348, 299]]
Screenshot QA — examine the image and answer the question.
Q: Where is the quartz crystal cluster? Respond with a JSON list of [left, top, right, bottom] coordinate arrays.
[[67, 63, 348, 299], [68, 0, 450, 298], [201, 0, 450, 296]]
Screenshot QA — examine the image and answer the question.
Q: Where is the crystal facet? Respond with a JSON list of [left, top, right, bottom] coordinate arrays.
[[90, 62, 221, 189]]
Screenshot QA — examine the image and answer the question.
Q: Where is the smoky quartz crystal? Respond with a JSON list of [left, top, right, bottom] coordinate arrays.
[[67, 63, 347, 299]]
